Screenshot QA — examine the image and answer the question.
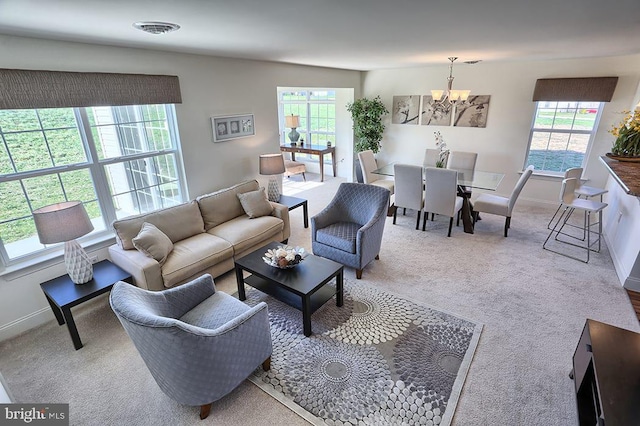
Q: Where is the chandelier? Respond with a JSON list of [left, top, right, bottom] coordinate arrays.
[[431, 57, 470, 104]]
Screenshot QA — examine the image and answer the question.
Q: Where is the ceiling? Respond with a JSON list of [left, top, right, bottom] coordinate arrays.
[[0, 0, 639, 71]]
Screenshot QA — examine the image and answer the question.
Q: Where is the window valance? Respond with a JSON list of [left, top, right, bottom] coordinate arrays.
[[0, 68, 182, 109], [532, 77, 618, 102]]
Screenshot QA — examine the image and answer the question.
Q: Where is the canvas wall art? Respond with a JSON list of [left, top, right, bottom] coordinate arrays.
[[453, 95, 491, 128], [391, 95, 420, 125], [420, 95, 452, 126]]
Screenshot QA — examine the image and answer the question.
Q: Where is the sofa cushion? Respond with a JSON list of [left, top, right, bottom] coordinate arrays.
[[316, 222, 360, 253], [196, 180, 260, 231], [208, 215, 284, 255], [132, 222, 173, 264], [237, 188, 274, 218], [162, 233, 233, 288], [113, 201, 205, 250]]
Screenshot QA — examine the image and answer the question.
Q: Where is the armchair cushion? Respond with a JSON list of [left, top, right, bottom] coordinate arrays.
[[133, 222, 174, 264], [237, 187, 274, 218], [315, 222, 359, 253]]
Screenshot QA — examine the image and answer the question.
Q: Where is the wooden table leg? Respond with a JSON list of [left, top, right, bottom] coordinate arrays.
[[302, 295, 312, 336], [235, 266, 246, 300], [61, 307, 83, 350], [302, 200, 309, 228], [336, 270, 344, 307], [331, 150, 337, 177], [319, 153, 325, 182]]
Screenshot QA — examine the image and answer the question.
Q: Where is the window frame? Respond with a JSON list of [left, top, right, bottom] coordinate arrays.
[[523, 101, 604, 175], [0, 104, 186, 268], [278, 88, 336, 160]]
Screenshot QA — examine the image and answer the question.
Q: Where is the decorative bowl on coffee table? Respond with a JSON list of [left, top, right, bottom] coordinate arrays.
[[262, 245, 306, 269]]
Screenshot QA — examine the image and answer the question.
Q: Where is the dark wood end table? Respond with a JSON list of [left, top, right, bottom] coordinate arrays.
[[277, 194, 309, 228], [234, 241, 343, 336], [40, 259, 132, 350]]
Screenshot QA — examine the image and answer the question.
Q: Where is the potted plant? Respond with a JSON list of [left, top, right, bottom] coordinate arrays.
[[608, 108, 640, 160], [347, 96, 389, 181]]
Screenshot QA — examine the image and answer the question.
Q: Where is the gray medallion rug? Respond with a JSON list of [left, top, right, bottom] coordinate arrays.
[[242, 280, 483, 426]]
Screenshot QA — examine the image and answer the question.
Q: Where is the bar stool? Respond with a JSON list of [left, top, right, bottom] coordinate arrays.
[[543, 178, 607, 263], [547, 167, 607, 230]]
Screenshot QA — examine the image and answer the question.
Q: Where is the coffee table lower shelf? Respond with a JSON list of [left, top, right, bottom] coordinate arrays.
[[244, 275, 337, 314]]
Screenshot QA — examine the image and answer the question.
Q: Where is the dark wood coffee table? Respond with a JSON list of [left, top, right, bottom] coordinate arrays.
[[234, 241, 343, 336]]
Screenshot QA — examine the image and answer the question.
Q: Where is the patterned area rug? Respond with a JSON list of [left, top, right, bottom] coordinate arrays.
[[243, 280, 482, 426]]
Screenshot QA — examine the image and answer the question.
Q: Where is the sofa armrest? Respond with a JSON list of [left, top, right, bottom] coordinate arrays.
[[108, 244, 164, 291], [270, 202, 291, 241]]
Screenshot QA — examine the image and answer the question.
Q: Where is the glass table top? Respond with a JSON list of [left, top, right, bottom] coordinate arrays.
[[372, 163, 505, 191]]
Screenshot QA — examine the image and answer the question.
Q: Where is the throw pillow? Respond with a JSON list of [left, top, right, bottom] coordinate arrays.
[[132, 222, 174, 264], [237, 187, 274, 218]]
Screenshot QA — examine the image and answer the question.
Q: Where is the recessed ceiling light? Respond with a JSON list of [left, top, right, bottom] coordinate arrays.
[[133, 21, 180, 35]]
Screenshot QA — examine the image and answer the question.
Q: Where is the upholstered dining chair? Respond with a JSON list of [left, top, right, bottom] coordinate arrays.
[[423, 148, 448, 168], [473, 165, 534, 237], [393, 164, 424, 229], [447, 151, 478, 198], [110, 274, 272, 420], [311, 182, 390, 279], [422, 167, 464, 237], [357, 150, 395, 195]]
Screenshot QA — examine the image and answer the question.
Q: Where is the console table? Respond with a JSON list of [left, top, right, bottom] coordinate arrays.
[[571, 319, 640, 425], [280, 144, 336, 182]]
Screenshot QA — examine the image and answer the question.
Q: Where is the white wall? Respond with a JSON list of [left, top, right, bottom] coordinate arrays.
[[0, 34, 361, 341], [362, 55, 640, 203]]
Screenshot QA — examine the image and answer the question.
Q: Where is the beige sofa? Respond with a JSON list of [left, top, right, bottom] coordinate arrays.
[[108, 180, 290, 290]]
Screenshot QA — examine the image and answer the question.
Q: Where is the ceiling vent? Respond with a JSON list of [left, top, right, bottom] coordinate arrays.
[[133, 21, 180, 35]]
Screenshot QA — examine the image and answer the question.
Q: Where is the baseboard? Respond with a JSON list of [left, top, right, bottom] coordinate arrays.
[[0, 306, 52, 342], [603, 231, 627, 286]]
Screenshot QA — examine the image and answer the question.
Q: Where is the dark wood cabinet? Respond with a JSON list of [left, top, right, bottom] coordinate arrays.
[[572, 319, 640, 426]]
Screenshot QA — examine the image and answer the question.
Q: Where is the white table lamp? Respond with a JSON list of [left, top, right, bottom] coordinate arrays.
[[259, 153, 286, 202], [33, 201, 95, 284]]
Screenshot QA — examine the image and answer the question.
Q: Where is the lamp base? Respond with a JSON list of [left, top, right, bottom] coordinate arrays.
[[267, 177, 281, 202], [288, 128, 300, 142], [64, 240, 93, 284]]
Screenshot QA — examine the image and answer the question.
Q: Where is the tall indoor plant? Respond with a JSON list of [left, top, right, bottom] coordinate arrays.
[[347, 96, 389, 182], [347, 95, 389, 154]]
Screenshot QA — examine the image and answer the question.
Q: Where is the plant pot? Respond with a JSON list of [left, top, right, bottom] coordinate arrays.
[[605, 152, 640, 162]]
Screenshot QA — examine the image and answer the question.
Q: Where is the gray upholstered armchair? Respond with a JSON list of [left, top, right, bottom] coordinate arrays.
[[109, 274, 272, 420], [311, 182, 390, 279]]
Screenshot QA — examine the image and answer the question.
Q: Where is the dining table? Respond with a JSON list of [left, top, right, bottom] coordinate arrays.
[[372, 163, 505, 234]]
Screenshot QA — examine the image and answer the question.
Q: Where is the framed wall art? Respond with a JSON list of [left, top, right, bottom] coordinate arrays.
[[212, 113, 255, 142], [420, 95, 453, 126], [453, 95, 491, 128]]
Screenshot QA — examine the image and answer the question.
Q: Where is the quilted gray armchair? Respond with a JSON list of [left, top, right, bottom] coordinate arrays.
[[109, 274, 272, 420], [311, 182, 390, 279]]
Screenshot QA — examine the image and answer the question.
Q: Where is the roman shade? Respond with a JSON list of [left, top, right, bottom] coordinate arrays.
[[0, 68, 182, 109], [532, 77, 618, 102]]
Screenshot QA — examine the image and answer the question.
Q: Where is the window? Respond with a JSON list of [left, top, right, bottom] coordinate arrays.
[[279, 89, 336, 152], [0, 104, 185, 265], [524, 101, 604, 173]]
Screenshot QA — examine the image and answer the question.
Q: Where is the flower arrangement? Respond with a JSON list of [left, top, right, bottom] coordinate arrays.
[[609, 109, 640, 157], [434, 131, 450, 168], [263, 245, 306, 269]]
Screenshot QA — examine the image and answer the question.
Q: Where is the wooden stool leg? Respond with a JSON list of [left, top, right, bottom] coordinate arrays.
[[356, 269, 363, 279]]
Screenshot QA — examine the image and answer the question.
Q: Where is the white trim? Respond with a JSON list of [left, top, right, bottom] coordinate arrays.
[[0, 306, 52, 342], [604, 230, 628, 287]]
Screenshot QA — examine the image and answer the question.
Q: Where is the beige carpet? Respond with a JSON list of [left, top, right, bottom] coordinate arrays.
[[0, 173, 638, 425]]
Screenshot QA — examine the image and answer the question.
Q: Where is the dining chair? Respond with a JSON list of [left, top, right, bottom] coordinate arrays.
[[546, 167, 607, 230], [357, 150, 395, 195], [424, 148, 448, 168], [543, 177, 607, 263], [447, 151, 478, 197], [393, 164, 424, 229], [422, 167, 463, 237], [472, 165, 534, 237]]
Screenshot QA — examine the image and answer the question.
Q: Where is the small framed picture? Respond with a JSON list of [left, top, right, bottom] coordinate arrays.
[[212, 114, 255, 142]]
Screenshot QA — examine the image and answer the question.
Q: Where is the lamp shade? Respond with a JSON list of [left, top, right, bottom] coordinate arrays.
[[285, 115, 300, 128], [33, 201, 94, 244], [259, 154, 286, 175]]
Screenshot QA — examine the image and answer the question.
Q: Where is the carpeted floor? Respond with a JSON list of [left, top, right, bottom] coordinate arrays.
[[244, 280, 482, 426], [0, 173, 638, 425]]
